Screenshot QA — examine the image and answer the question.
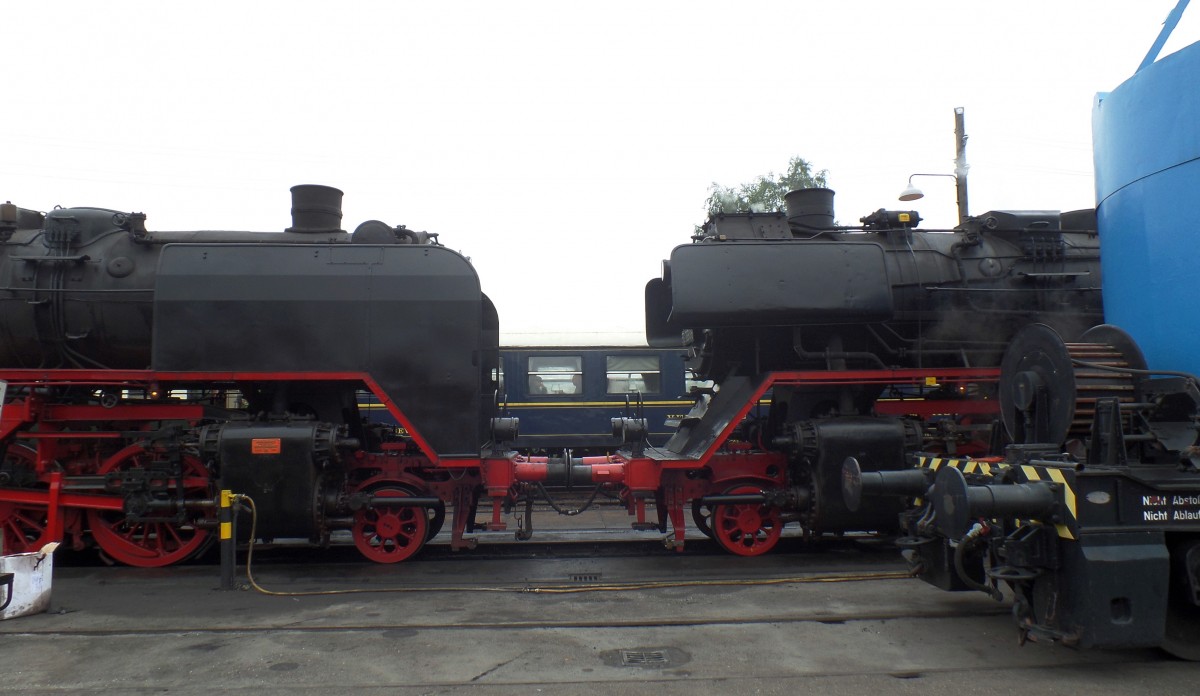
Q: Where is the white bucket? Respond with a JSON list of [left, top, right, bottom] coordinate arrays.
[[0, 542, 58, 620]]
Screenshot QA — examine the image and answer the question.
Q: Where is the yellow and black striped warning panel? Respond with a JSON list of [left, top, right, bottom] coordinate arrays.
[[1016, 464, 1078, 540], [916, 455, 1008, 477]]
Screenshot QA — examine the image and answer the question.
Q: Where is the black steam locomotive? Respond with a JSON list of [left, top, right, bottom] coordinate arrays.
[[642, 188, 1102, 540], [0, 185, 498, 565]]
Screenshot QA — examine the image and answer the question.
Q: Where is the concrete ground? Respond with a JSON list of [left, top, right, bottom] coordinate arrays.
[[2, 529, 1197, 694]]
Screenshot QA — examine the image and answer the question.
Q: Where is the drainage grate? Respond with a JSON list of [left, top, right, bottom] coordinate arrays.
[[569, 573, 602, 583], [620, 650, 669, 667], [602, 647, 688, 670]]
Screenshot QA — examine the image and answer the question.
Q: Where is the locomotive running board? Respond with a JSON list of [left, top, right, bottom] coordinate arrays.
[[655, 375, 759, 460]]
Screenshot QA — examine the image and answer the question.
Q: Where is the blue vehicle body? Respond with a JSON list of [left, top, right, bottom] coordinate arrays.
[[1093, 9, 1200, 376], [498, 346, 704, 453]]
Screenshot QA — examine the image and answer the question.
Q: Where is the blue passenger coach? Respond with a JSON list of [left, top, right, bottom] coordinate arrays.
[[499, 345, 708, 453]]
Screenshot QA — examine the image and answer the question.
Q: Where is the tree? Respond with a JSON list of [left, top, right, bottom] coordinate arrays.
[[703, 156, 828, 218]]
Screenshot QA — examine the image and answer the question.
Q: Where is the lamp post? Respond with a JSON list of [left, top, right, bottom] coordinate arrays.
[[898, 107, 970, 226]]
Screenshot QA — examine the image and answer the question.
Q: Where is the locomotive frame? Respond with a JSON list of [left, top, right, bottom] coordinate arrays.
[[0, 363, 999, 563]]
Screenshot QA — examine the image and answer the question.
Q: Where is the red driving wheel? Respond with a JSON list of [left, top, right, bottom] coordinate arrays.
[[352, 486, 429, 563], [711, 484, 783, 557], [0, 445, 49, 553], [86, 445, 213, 567]]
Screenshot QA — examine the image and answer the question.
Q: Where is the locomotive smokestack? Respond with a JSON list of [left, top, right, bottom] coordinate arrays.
[[287, 184, 344, 233], [784, 188, 835, 231]]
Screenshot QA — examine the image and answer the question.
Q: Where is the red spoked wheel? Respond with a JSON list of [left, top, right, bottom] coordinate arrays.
[[711, 484, 782, 557], [352, 487, 429, 563], [0, 445, 49, 553], [85, 445, 214, 567]]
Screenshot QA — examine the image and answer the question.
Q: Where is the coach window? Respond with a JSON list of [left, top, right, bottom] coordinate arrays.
[[492, 364, 505, 395], [606, 355, 661, 394], [527, 356, 582, 395]]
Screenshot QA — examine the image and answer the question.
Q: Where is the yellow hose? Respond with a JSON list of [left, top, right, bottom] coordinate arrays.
[[233, 494, 913, 598]]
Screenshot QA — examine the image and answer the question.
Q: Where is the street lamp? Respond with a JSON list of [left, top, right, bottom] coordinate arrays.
[[897, 107, 970, 226], [899, 173, 957, 202]]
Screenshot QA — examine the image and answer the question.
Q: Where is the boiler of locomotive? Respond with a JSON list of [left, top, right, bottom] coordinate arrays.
[[646, 188, 1104, 377], [0, 185, 417, 370], [0, 203, 160, 368]]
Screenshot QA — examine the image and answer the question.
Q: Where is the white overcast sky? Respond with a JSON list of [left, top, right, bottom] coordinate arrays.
[[5, 1, 1197, 343]]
